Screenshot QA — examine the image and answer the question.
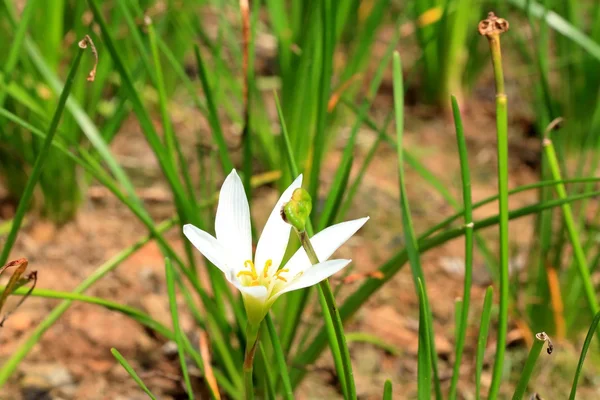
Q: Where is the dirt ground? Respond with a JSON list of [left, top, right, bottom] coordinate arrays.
[[1, 32, 600, 400]]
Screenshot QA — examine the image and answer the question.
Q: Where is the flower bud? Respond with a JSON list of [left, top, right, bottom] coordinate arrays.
[[281, 188, 312, 232]]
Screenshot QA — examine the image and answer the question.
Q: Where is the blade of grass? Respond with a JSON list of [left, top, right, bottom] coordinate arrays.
[[569, 311, 600, 400], [276, 90, 356, 399], [383, 380, 393, 400], [416, 278, 432, 400], [165, 258, 195, 400], [392, 51, 441, 399], [448, 95, 474, 400], [512, 332, 551, 400], [5, 286, 238, 398], [111, 348, 159, 400], [193, 44, 234, 173], [307, 0, 336, 206], [265, 314, 293, 400], [509, 0, 600, 61], [0, 41, 86, 266], [475, 286, 494, 400], [318, 27, 398, 230], [0, 0, 38, 106], [0, 217, 177, 385], [542, 136, 600, 317], [292, 189, 600, 387]]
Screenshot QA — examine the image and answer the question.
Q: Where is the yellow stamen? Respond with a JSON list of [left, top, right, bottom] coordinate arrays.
[[237, 271, 256, 279], [274, 268, 289, 282], [243, 260, 258, 279], [250, 281, 260, 286], [263, 259, 273, 278]]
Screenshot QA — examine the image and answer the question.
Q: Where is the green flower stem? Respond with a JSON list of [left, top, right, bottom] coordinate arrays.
[[543, 138, 599, 316], [479, 12, 510, 399], [297, 229, 356, 400], [244, 323, 261, 400], [512, 333, 551, 400]]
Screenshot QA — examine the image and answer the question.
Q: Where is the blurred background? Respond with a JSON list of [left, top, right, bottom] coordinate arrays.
[[1, 0, 600, 399]]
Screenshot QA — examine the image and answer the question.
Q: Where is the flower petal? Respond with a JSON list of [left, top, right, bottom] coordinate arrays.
[[285, 217, 369, 275], [215, 170, 252, 268], [254, 174, 303, 276], [277, 259, 351, 296], [183, 224, 230, 275]]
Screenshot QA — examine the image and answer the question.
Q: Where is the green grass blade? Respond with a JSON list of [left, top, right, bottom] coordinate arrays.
[[509, 0, 600, 61], [22, 38, 138, 202], [276, 85, 355, 398], [5, 285, 238, 398], [307, 0, 336, 205], [165, 258, 195, 399], [543, 137, 600, 316], [292, 189, 600, 387], [318, 29, 398, 229], [448, 95, 474, 400], [0, 0, 38, 106], [0, 43, 85, 265], [111, 348, 159, 400], [383, 379, 393, 400], [0, 217, 177, 385], [512, 333, 551, 400], [569, 311, 600, 400], [416, 278, 432, 400], [193, 44, 234, 173], [265, 314, 293, 400], [392, 51, 441, 399], [475, 287, 494, 400], [259, 344, 276, 400]]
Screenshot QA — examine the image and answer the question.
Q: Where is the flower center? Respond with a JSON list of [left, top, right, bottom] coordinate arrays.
[[237, 259, 289, 289]]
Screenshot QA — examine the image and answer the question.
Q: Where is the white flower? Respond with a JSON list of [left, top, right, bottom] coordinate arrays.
[[183, 169, 369, 325]]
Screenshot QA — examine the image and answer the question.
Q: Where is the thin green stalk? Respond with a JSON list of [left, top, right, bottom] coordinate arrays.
[[298, 230, 356, 399], [5, 286, 238, 398], [111, 348, 158, 400], [265, 314, 293, 400], [569, 311, 600, 400], [383, 380, 393, 400], [244, 323, 261, 400], [291, 189, 600, 388], [476, 287, 494, 400], [274, 88, 348, 392], [392, 51, 441, 399], [416, 279, 432, 400], [193, 44, 234, 173], [259, 344, 276, 400], [543, 137, 600, 316], [0, 217, 177, 385], [479, 13, 510, 398], [448, 95, 474, 400], [0, 41, 86, 266], [512, 333, 551, 400], [165, 258, 195, 400], [307, 0, 336, 204], [0, 0, 38, 106], [345, 333, 399, 356]]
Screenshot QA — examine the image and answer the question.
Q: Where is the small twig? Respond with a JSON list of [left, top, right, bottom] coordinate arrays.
[[543, 117, 564, 139], [78, 35, 98, 82]]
